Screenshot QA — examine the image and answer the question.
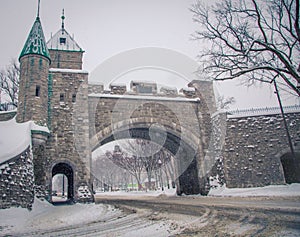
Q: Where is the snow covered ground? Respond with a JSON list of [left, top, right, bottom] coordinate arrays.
[[0, 198, 122, 236], [0, 197, 175, 236], [1, 184, 299, 236], [208, 183, 300, 197], [95, 188, 177, 197], [94, 183, 300, 198]]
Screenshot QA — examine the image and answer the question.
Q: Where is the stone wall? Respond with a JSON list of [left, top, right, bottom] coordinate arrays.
[[0, 146, 34, 209], [223, 111, 300, 188], [49, 50, 83, 70]]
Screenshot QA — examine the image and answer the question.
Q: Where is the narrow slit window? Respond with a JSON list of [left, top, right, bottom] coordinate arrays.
[[35, 85, 40, 97], [72, 94, 76, 103], [60, 93, 65, 102]]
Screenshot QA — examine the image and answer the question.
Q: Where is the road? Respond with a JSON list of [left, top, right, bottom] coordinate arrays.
[[95, 195, 300, 236], [3, 195, 300, 236]]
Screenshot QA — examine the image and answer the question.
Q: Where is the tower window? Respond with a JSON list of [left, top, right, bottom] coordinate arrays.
[[35, 85, 40, 97], [60, 93, 65, 102], [60, 37, 66, 44], [72, 94, 76, 103], [39, 58, 43, 69]]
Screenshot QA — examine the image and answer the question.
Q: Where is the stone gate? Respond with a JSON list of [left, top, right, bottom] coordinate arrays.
[[1, 10, 300, 207]]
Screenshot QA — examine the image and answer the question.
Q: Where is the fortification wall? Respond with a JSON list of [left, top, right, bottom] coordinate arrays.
[[223, 109, 300, 188], [0, 146, 34, 209]]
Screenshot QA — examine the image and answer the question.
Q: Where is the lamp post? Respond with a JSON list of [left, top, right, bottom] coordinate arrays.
[[158, 159, 164, 191], [273, 79, 295, 158], [62, 174, 65, 198]]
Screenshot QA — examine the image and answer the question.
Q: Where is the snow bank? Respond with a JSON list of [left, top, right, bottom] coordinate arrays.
[[0, 118, 32, 164], [95, 188, 177, 197], [0, 118, 50, 164], [209, 183, 300, 197], [0, 198, 52, 233], [0, 198, 115, 235]]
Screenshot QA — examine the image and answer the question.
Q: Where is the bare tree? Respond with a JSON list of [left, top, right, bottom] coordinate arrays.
[[217, 95, 236, 110], [0, 60, 19, 110], [159, 150, 176, 189], [106, 145, 144, 190], [124, 139, 162, 190], [106, 140, 176, 191], [93, 154, 125, 191], [191, 0, 300, 96], [121, 139, 176, 190]]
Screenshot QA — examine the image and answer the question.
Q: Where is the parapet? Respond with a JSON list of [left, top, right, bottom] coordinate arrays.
[[88, 83, 104, 94], [88, 80, 200, 99]]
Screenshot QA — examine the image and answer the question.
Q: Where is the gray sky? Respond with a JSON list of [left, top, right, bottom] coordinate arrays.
[[0, 0, 298, 109]]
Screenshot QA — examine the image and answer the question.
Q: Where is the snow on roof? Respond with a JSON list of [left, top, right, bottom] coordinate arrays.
[[160, 86, 177, 91], [47, 28, 83, 52], [181, 87, 196, 92], [49, 68, 88, 74], [131, 80, 157, 85], [0, 118, 50, 164], [89, 93, 200, 102], [0, 118, 31, 164], [31, 122, 50, 134], [110, 83, 127, 87]]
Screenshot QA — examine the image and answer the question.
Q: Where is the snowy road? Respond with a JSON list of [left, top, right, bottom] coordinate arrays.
[[96, 195, 300, 236], [0, 198, 176, 237], [1, 192, 300, 236]]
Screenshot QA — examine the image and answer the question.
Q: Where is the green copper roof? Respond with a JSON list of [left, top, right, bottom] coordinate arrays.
[[19, 17, 50, 61]]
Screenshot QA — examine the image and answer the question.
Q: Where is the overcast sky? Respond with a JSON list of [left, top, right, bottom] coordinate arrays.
[[0, 0, 298, 109]]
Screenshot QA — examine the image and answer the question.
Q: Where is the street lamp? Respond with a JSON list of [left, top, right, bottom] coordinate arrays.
[[273, 78, 295, 158], [158, 159, 164, 191]]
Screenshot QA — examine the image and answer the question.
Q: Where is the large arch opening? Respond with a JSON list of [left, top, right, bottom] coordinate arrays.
[[51, 163, 74, 203], [92, 126, 203, 195], [280, 152, 300, 184], [92, 139, 178, 193]]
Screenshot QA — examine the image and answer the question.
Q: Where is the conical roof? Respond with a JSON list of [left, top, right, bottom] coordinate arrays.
[[47, 28, 83, 52], [19, 17, 50, 61]]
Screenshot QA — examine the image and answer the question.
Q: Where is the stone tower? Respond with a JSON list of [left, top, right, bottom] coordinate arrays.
[[44, 10, 92, 202], [16, 15, 50, 125]]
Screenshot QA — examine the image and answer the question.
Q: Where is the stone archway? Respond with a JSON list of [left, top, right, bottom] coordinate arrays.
[[92, 126, 203, 195], [52, 163, 74, 201], [280, 152, 300, 184]]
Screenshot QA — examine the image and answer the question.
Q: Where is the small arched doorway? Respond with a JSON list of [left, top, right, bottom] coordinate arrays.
[[52, 163, 74, 202], [280, 152, 300, 184]]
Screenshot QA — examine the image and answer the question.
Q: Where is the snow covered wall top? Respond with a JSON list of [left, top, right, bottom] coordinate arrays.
[[0, 118, 50, 164]]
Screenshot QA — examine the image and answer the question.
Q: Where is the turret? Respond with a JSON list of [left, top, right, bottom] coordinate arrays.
[[16, 14, 50, 125]]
